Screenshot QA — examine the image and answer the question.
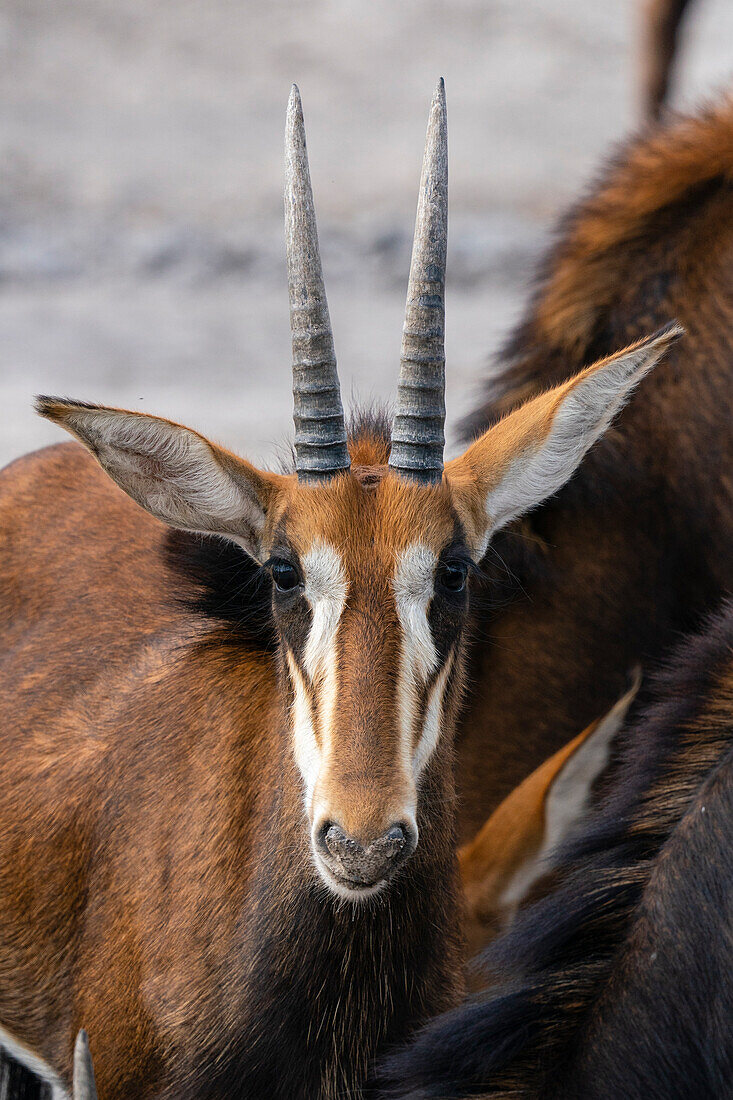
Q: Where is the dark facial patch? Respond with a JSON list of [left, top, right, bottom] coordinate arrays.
[[428, 531, 473, 668], [264, 534, 313, 670], [164, 529, 276, 652]]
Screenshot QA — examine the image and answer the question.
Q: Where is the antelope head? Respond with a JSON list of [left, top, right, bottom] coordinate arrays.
[[37, 83, 681, 900]]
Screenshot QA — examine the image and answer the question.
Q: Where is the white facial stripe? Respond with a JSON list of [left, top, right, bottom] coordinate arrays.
[[393, 545, 439, 681], [302, 542, 349, 683], [0, 1025, 67, 1098], [393, 544, 442, 776], [290, 542, 348, 807], [287, 651, 321, 811], [412, 651, 454, 778]]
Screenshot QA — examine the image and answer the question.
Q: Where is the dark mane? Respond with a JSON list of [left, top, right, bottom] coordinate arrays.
[[163, 406, 393, 650], [378, 599, 733, 1098]]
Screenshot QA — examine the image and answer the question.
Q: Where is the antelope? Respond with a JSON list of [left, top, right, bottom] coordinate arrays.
[[0, 83, 679, 1098], [379, 599, 733, 1099], [454, 92, 733, 841]]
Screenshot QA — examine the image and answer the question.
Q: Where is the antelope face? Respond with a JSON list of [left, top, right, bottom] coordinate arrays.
[[264, 460, 470, 897], [37, 81, 682, 901]]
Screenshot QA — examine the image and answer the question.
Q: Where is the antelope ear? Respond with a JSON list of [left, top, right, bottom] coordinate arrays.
[[35, 398, 288, 562], [73, 1029, 98, 1100], [460, 673, 639, 957], [538, 670, 640, 862], [446, 323, 682, 558]]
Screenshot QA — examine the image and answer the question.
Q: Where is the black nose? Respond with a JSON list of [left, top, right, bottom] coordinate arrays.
[[317, 822, 415, 887]]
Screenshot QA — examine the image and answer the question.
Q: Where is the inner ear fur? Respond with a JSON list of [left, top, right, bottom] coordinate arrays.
[[35, 397, 289, 561], [446, 323, 682, 557]]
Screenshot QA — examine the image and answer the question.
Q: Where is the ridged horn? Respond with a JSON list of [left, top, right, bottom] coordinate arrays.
[[285, 85, 350, 483], [389, 79, 448, 485], [73, 1030, 98, 1100]]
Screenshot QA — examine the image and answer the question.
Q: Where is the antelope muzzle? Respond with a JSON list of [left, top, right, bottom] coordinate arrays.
[[315, 820, 418, 894]]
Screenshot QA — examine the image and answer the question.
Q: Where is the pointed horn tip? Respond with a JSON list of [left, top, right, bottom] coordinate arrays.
[[74, 1028, 92, 1065], [425, 79, 447, 149], [286, 85, 304, 132], [74, 1028, 95, 1071], [430, 78, 446, 113]]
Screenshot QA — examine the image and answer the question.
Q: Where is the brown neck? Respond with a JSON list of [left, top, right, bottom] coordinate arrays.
[[201, 668, 464, 1100]]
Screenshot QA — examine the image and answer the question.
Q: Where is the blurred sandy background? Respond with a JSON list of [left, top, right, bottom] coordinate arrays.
[[1, 0, 731, 470]]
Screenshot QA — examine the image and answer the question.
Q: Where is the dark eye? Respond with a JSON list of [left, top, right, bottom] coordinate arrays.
[[270, 559, 302, 593], [437, 560, 468, 594]]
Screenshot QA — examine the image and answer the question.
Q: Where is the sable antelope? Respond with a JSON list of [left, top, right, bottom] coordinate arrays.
[[379, 599, 733, 1099], [459, 677, 639, 960], [0, 84, 679, 1098], [455, 94, 733, 841]]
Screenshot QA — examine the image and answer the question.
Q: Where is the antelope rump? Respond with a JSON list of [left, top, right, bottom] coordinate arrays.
[[0, 83, 682, 1097]]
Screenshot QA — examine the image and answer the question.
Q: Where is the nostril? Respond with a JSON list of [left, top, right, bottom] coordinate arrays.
[[385, 824, 405, 846], [382, 823, 418, 864], [324, 823, 345, 856], [316, 820, 336, 854], [382, 824, 406, 857], [319, 822, 360, 860]]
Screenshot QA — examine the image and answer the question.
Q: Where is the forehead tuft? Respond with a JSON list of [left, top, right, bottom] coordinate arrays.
[[279, 471, 458, 562]]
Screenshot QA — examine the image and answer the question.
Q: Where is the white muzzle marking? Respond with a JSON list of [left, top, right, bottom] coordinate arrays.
[[289, 541, 348, 815], [393, 544, 451, 783]]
